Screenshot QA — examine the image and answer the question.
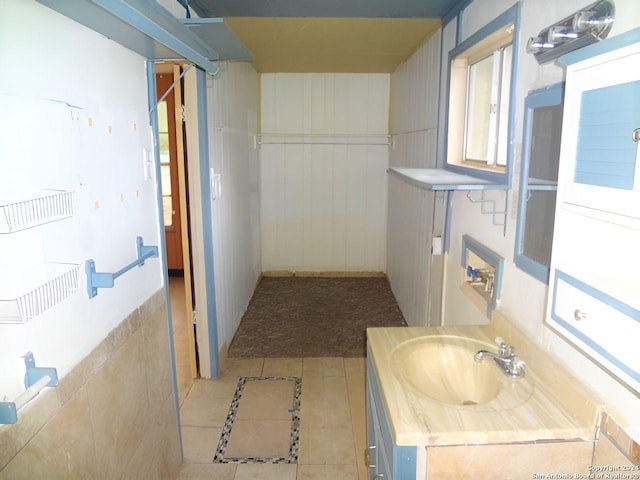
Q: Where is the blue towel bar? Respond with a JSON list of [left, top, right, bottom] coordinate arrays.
[[85, 236, 158, 299]]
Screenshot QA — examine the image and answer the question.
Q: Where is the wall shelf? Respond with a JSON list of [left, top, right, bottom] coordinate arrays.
[[0, 190, 73, 234], [0, 263, 80, 324], [387, 167, 508, 191]]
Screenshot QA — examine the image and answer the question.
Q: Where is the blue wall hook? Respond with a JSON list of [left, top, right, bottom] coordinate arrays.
[[0, 352, 58, 425]]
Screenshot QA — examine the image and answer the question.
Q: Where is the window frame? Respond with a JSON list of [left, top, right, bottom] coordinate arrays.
[[443, 3, 521, 185], [514, 82, 564, 283]]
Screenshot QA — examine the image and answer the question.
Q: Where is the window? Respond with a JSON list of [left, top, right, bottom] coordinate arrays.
[[157, 100, 173, 227], [464, 44, 512, 167], [514, 83, 564, 283], [445, 5, 519, 183]]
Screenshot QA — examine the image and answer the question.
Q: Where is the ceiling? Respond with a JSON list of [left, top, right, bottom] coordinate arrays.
[[187, 0, 458, 73]]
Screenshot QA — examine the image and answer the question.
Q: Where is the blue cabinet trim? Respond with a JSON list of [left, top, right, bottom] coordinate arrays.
[[560, 27, 640, 66], [367, 348, 417, 479], [551, 270, 640, 383]]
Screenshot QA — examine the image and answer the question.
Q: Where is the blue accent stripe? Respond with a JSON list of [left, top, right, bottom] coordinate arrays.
[[575, 80, 640, 190], [195, 68, 220, 378], [560, 27, 640, 66], [147, 62, 182, 458], [551, 270, 640, 383]]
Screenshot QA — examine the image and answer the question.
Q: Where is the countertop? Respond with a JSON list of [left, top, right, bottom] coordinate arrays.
[[367, 316, 601, 446]]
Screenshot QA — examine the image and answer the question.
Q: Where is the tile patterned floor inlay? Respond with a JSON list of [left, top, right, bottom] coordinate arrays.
[[214, 377, 302, 464]]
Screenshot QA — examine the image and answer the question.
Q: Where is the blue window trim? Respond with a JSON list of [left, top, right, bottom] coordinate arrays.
[[443, 3, 521, 187], [461, 234, 504, 317], [514, 82, 564, 283]]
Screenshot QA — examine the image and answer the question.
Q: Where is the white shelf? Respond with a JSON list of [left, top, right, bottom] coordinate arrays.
[[0, 263, 80, 323], [387, 167, 508, 191], [0, 190, 73, 233]]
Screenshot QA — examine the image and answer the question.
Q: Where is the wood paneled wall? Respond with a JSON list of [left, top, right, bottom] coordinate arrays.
[[387, 33, 443, 326], [260, 73, 390, 272], [207, 62, 262, 350]]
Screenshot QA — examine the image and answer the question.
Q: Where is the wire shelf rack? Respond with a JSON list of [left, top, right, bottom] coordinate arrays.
[[0, 263, 80, 323], [0, 190, 73, 234]]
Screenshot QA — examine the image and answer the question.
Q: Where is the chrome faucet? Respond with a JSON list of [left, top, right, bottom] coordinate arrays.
[[474, 337, 526, 378]]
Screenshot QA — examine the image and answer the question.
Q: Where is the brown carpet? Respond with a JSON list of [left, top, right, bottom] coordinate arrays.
[[228, 276, 407, 358]]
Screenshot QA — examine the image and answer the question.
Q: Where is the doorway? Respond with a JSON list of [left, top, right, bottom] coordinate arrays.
[[155, 65, 199, 399]]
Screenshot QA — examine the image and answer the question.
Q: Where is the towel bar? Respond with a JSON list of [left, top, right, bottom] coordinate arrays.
[[85, 236, 158, 299]]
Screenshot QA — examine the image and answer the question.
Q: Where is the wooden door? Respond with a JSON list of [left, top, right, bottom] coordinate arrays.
[[156, 73, 184, 271]]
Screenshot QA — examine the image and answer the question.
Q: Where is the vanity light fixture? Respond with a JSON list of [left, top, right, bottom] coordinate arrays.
[[526, 0, 614, 64]]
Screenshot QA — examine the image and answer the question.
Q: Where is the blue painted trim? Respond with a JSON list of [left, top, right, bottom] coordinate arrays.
[[444, 164, 510, 184], [443, 3, 521, 187], [514, 82, 564, 284], [461, 234, 504, 316], [444, 191, 453, 253], [36, 0, 219, 75], [560, 27, 640, 66], [456, 11, 464, 45], [448, 4, 520, 63], [176, 0, 191, 18], [0, 403, 18, 425], [147, 62, 182, 458], [367, 348, 417, 478], [441, 0, 473, 26], [550, 270, 640, 383], [505, 2, 521, 190], [395, 444, 417, 478], [434, 24, 446, 169], [195, 68, 220, 378]]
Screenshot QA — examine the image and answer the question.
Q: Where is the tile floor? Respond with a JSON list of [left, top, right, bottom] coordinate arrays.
[[169, 277, 368, 479], [176, 357, 368, 480]]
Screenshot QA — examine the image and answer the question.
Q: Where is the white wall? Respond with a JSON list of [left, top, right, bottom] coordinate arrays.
[[260, 73, 390, 272], [0, 1, 162, 399], [439, 0, 640, 441], [387, 34, 444, 326], [207, 62, 261, 351]]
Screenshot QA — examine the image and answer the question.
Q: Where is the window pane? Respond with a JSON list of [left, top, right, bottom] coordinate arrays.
[[159, 133, 170, 165], [522, 190, 557, 267], [530, 105, 563, 182], [465, 55, 495, 162], [160, 164, 172, 227], [162, 195, 173, 227], [157, 101, 169, 133]]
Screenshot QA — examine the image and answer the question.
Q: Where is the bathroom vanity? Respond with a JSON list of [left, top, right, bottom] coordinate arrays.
[[366, 313, 601, 479]]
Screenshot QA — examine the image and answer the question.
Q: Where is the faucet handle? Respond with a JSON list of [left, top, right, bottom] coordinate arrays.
[[494, 337, 510, 356]]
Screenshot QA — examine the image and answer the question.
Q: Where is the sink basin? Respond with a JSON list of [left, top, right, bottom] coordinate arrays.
[[389, 335, 533, 409]]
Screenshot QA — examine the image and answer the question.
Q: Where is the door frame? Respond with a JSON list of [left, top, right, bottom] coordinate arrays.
[[181, 66, 220, 379], [148, 62, 220, 385]]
